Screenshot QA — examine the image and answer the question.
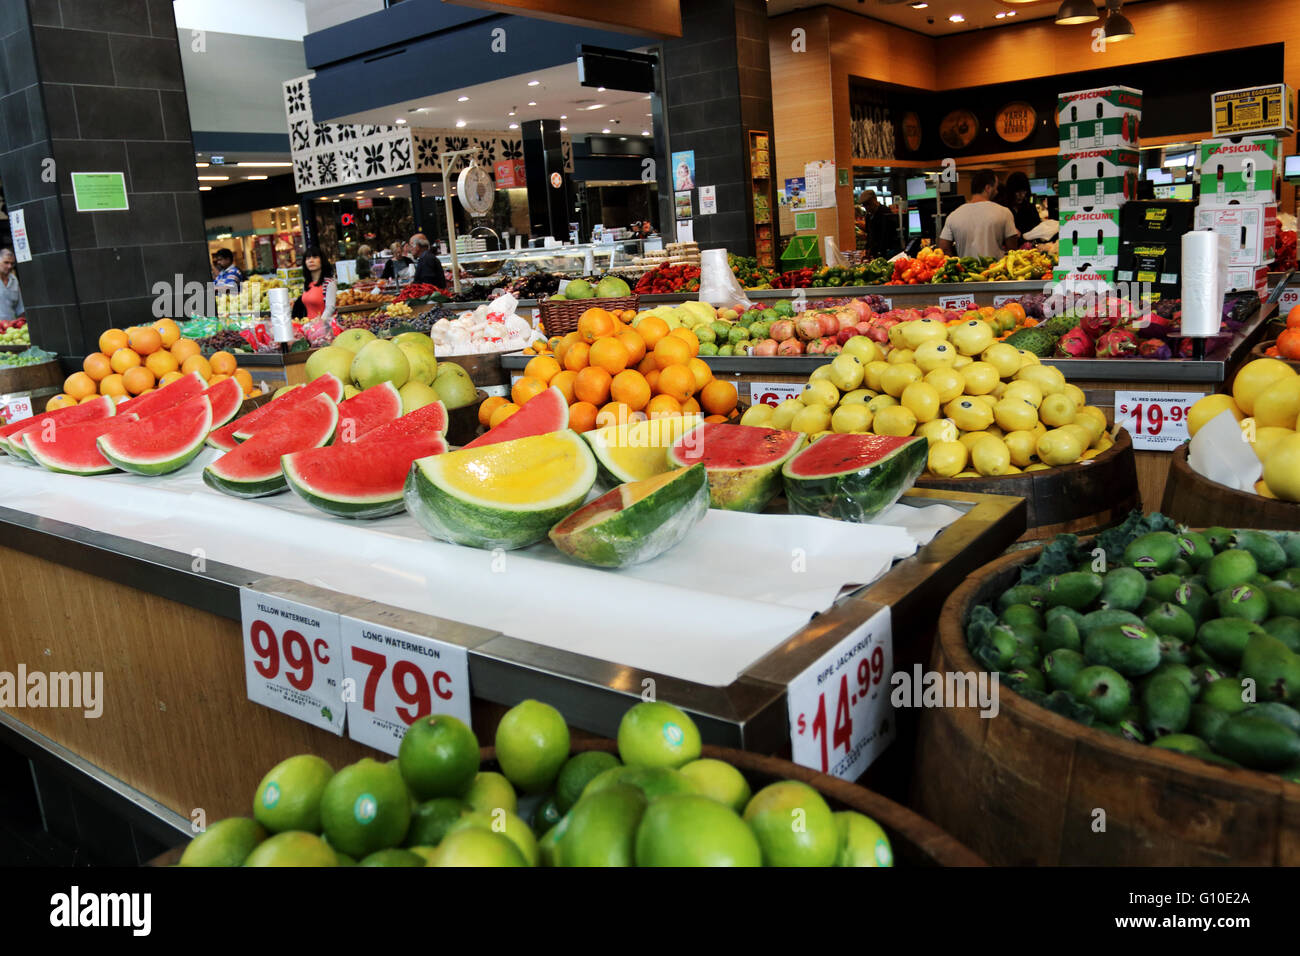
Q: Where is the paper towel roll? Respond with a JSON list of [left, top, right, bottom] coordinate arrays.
[[1180, 231, 1224, 338], [268, 287, 294, 343]]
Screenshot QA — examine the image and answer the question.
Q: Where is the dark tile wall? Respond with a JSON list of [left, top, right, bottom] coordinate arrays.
[[0, 0, 210, 357]]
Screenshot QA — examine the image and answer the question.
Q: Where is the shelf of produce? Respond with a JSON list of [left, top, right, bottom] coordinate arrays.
[[0, 359, 62, 395], [0, 484, 1023, 829], [1161, 444, 1298, 530], [236, 348, 510, 394]]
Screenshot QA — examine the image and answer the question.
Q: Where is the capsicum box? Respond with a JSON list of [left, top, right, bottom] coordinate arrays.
[[1058, 149, 1140, 211], [1058, 86, 1143, 151], [1193, 203, 1278, 267], [1060, 207, 1121, 262], [1198, 135, 1281, 204], [1051, 268, 1118, 295], [1224, 264, 1269, 294], [1211, 84, 1296, 137]]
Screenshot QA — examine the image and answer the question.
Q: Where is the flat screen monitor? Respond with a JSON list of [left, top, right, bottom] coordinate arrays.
[[1286, 155, 1300, 181], [1029, 178, 1050, 194], [1146, 168, 1173, 184], [1169, 183, 1194, 201], [906, 176, 928, 198], [908, 209, 922, 234]]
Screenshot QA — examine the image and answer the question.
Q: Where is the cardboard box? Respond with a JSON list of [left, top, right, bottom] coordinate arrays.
[[1119, 200, 1197, 242], [1059, 207, 1122, 263], [1198, 136, 1281, 204], [1117, 240, 1180, 285], [1212, 84, 1297, 137], [1058, 86, 1143, 150], [1051, 268, 1118, 295], [1224, 264, 1270, 294], [1194, 203, 1278, 267], [1058, 149, 1139, 210], [1056, 252, 1119, 273]]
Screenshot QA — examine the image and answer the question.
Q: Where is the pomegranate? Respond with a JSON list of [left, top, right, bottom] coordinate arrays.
[[823, 343, 842, 355], [836, 327, 856, 346], [806, 337, 830, 355], [848, 299, 873, 321], [769, 319, 795, 342], [835, 311, 858, 332], [795, 316, 824, 341], [777, 338, 805, 356], [817, 313, 839, 337], [753, 338, 779, 356], [854, 321, 873, 337]]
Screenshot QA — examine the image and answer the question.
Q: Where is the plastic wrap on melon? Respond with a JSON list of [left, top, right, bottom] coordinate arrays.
[[782, 439, 927, 523]]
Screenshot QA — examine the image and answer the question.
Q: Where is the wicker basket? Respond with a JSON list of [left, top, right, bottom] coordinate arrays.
[[538, 294, 640, 336]]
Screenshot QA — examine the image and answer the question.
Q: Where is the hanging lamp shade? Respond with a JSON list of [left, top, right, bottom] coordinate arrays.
[[1055, 0, 1100, 24]]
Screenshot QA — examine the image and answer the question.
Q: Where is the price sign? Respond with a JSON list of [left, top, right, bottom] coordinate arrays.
[[1277, 286, 1300, 314], [992, 294, 1019, 308], [748, 381, 805, 407], [787, 607, 894, 780], [1114, 390, 1205, 451], [240, 588, 346, 735], [340, 616, 472, 756], [481, 384, 509, 398], [0, 392, 33, 427], [938, 293, 976, 312]]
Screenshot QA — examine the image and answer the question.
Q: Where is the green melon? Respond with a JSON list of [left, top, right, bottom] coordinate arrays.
[[782, 433, 927, 522]]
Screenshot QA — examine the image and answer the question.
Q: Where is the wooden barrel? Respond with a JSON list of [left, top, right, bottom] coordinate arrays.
[[0, 360, 62, 395], [915, 428, 1140, 541], [1161, 443, 1298, 530], [913, 543, 1300, 866]]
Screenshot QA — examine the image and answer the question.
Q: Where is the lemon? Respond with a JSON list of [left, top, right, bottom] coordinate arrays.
[[1073, 408, 1107, 445], [1016, 364, 1064, 396], [952, 354, 973, 370], [971, 393, 999, 409], [740, 403, 775, 427], [901, 382, 941, 423], [900, 317, 949, 350], [802, 378, 840, 409], [950, 319, 995, 355], [887, 347, 917, 366], [1262, 432, 1300, 501], [1249, 425, 1294, 463], [880, 363, 923, 397], [946, 397, 994, 432], [1002, 380, 1043, 408], [770, 398, 804, 429], [1095, 430, 1114, 450], [839, 388, 875, 404], [924, 367, 965, 403], [993, 397, 1039, 432], [1015, 349, 1041, 367], [810, 430, 833, 442], [958, 430, 993, 452], [828, 354, 866, 391], [1232, 358, 1296, 416], [864, 361, 890, 391], [982, 343, 1023, 379], [872, 404, 918, 436], [809, 365, 834, 384], [953, 470, 980, 478], [914, 340, 958, 373], [989, 381, 1008, 399], [1039, 392, 1077, 427], [971, 435, 1012, 476], [1037, 427, 1085, 466], [791, 403, 833, 434], [843, 337, 883, 364], [1060, 423, 1093, 448], [1004, 429, 1039, 467], [927, 440, 968, 477], [1256, 479, 1279, 499], [1063, 383, 1087, 409], [831, 403, 873, 433], [916, 418, 958, 443], [1187, 393, 1243, 436], [866, 393, 899, 413], [1025, 462, 1051, 472], [887, 323, 909, 349], [959, 361, 1000, 395], [1253, 376, 1300, 429]]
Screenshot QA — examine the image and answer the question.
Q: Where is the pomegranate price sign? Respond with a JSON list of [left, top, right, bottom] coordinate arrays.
[[339, 614, 472, 756], [787, 607, 894, 780], [1114, 390, 1205, 451], [938, 293, 976, 312], [747, 381, 805, 407], [240, 588, 346, 735]]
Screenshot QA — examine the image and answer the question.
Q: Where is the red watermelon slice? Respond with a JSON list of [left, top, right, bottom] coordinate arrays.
[[464, 386, 567, 449], [97, 395, 213, 476], [0, 395, 117, 461], [117, 371, 206, 418], [667, 422, 804, 512], [202, 377, 244, 430], [203, 394, 339, 498], [334, 382, 402, 443], [781, 433, 927, 523], [25, 414, 140, 475], [283, 435, 447, 519], [208, 374, 343, 451], [357, 400, 448, 443]]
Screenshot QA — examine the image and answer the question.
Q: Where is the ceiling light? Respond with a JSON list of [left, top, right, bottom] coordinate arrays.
[[197, 175, 228, 181], [509, 123, 518, 129], [559, 126, 567, 132], [1006, 10, 1016, 15], [508, 111, 516, 116], [1055, 0, 1099, 24], [602, 128, 611, 134], [995, 11, 1006, 18], [597, 87, 606, 92], [527, 101, 537, 107], [527, 80, 540, 86], [395, 118, 406, 124], [948, 13, 965, 23], [455, 120, 467, 128], [195, 162, 209, 168], [642, 130, 651, 136], [560, 114, 567, 120], [586, 104, 604, 111], [236, 162, 292, 168], [244, 175, 268, 180], [1103, 5, 1134, 41], [457, 96, 469, 102], [909, 1, 927, 7], [199, 186, 211, 191]]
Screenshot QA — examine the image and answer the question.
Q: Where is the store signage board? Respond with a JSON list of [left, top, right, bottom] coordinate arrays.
[[1276, 286, 1300, 314], [787, 606, 894, 780], [9, 209, 30, 262], [71, 172, 129, 212], [339, 615, 472, 756], [699, 185, 717, 215], [240, 587, 346, 735], [0, 393, 33, 426], [676, 219, 694, 242], [939, 293, 977, 311], [748, 381, 805, 407], [793, 211, 817, 231], [1115, 390, 1205, 451]]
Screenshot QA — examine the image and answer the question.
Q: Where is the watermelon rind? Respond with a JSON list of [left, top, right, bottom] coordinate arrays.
[[549, 464, 709, 568], [96, 396, 213, 476], [404, 430, 597, 550], [204, 395, 338, 498], [334, 381, 402, 444], [583, 413, 702, 487], [203, 377, 244, 429], [781, 433, 927, 523], [283, 435, 447, 519], [464, 386, 568, 449], [667, 422, 805, 513], [1, 395, 116, 460], [25, 414, 140, 475]]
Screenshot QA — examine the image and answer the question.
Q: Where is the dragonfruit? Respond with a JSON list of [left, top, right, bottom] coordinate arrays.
[[1131, 310, 1175, 340], [1095, 328, 1140, 357], [1138, 338, 1172, 359], [1179, 334, 1232, 358], [1054, 326, 1095, 358]]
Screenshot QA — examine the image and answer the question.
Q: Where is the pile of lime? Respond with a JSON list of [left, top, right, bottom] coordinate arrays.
[[179, 699, 894, 867], [967, 519, 1300, 775]]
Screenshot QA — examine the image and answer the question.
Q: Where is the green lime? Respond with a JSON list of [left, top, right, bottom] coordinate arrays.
[[242, 831, 337, 867], [319, 758, 412, 858], [558, 783, 646, 867], [634, 794, 762, 867], [461, 771, 517, 814], [537, 821, 564, 867], [178, 817, 266, 867], [429, 827, 526, 866], [617, 701, 702, 769], [445, 810, 539, 866], [359, 848, 425, 867], [405, 797, 468, 847], [252, 754, 333, 834], [408, 846, 438, 865], [834, 811, 894, 867], [494, 699, 571, 794], [334, 851, 356, 866], [398, 714, 480, 800], [743, 781, 838, 867], [555, 751, 621, 812], [678, 758, 752, 813], [581, 765, 698, 801], [532, 794, 562, 832]]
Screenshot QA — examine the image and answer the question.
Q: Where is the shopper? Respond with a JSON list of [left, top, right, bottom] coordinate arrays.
[[0, 248, 25, 323], [997, 172, 1042, 238], [355, 244, 373, 280], [938, 171, 1020, 259], [381, 241, 412, 280], [212, 248, 242, 291], [861, 190, 900, 259], [409, 233, 448, 290], [294, 247, 337, 324]]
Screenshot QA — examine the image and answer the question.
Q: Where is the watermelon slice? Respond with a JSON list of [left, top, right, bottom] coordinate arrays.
[[204, 394, 339, 498], [202, 377, 244, 429], [0, 395, 116, 460], [334, 382, 402, 443], [97, 395, 213, 476], [356, 400, 448, 443], [117, 371, 206, 418], [782, 433, 927, 523], [464, 387, 567, 449], [25, 414, 140, 475], [549, 465, 709, 568], [667, 422, 804, 512], [583, 413, 702, 487], [284, 435, 448, 519], [208, 374, 343, 451], [405, 430, 597, 551]]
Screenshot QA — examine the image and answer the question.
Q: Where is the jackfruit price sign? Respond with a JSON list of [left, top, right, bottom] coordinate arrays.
[[787, 606, 894, 780], [240, 588, 346, 735], [1115, 390, 1204, 451]]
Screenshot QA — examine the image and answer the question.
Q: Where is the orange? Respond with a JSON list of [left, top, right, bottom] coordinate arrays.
[[550, 369, 578, 404], [159, 370, 185, 387], [83, 352, 112, 382], [687, 358, 713, 393], [110, 347, 142, 374], [618, 330, 646, 365], [79, 395, 103, 405], [577, 308, 616, 343], [524, 354, 562, 384], [637, 316, 669, 348], [1003, 301, 1026, 323], [700, 380, 739, 417], [210, 351, 237, 376], [653, 335, 691, 369], [563, 341, 590, 372], [588, 337, 629, 376], [208, 373, 231, 385], [574, 366, 612, 406], [644, 369, 661, 393], [596, 402, 635, 430], [128, 326, 162, 355], [681, 397, 701, 416], [547, 336, 563, 352], [704, 414, 730, 424], [636, 353, 658, 376], [46, 394, 76, 411], [511, 375, 548, 405], [99, 328, 128, 356], [181, 354, 212, 380], [99, 373, 127, 397], [233, 368, 254, 392], [489, 402, 520, 429], [145, 349, 179, 378], [1288, 303, 1300, 330], [479, 395, 508, 427], [63, 372, 97, 401], [656, 364, 696, 403], [152, 318, 181, 348], [122, 365, 156, 395], [610, 370, 651, 411], [1278, 327, 1300, 362], [555, 331, 583, 364], [668, 328, 700, 357], [568, 401, 599, 433], [170, 338, 201, 363], [645, 394, 683, 419]]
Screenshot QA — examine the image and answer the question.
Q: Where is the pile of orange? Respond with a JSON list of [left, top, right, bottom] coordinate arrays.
[[48, 319, 264, 411], [479, 306, 740, 433], [1267, 304, 1300, 362]]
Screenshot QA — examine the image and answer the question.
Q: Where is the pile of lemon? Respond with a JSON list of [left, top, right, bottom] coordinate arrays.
[[741, 317, 1113, 478]]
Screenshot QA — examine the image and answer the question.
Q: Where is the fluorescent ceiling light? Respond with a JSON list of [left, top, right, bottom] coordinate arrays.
[[509, 123, 518, 129], [236, 162, 292, 168], [455, 120, 467, 128], [457, 96, 469, 102], [395, 118, 406, 124], [642, 130, 650, 136], [195, 162, 209, 168], [586, 104, 604, 111], [197, 175, 228, 181], [244, 175, 268, 180], [909, 1, 927, 7], [199, 186, 211, 191], [527, 80, 540, 86], [948, 14, 965, 23], [528, 101, 537, 106], [560, 114, 567, 120], [559, 126, 567, 132]]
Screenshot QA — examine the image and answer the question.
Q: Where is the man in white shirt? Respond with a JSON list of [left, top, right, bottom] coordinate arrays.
[[938, 171, 1021, 259], [0, 249, 25, 322]]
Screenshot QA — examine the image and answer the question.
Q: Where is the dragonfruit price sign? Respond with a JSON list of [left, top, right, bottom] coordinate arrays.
[[1115, 390, 1204, 451]]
